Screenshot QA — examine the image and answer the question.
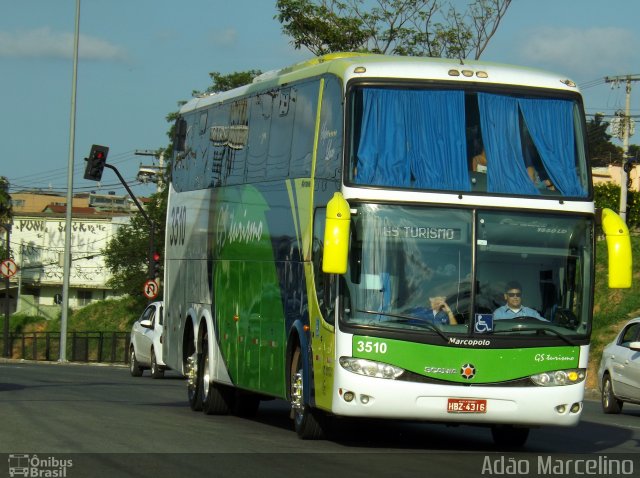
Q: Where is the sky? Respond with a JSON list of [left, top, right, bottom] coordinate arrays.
[[2, 0, 640, 198]]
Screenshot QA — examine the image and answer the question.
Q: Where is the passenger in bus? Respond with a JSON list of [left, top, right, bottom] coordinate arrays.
[[493, 281, 547, 320], [471, 149, 487, 173], [522, 126, 556, 191], [407, 296, 458, 325]]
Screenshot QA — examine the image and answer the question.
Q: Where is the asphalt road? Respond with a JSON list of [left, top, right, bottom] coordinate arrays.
[[1, 361, 639, 477]]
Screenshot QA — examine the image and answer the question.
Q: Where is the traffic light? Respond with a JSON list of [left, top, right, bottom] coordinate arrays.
[[84, 144, 109, 181], [151, 251, 162, 279]]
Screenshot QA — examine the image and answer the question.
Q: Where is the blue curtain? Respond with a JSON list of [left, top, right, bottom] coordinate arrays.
[[406, 90, 469, 190], [356, 89, 469, 191], [478, 93, 539, 195], [356, 90, 410, 187], [518, 98, 587, 197]]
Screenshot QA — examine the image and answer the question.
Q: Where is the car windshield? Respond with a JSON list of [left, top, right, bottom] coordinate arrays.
[[340, 204, 592, 341]]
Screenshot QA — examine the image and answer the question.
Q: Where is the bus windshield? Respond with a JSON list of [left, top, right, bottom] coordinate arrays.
[[341, 204, 592, 340], [347, 85, 589, 198]]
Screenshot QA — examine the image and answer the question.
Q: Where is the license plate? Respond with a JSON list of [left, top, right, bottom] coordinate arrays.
[[447, 398, 487, 413]]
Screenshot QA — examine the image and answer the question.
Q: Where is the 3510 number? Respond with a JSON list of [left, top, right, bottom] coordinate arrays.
[[169, 206, 186, 246], [355, 340, 388, 354]]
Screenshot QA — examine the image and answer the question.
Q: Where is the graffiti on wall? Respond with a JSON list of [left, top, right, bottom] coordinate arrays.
[[11, 218, 114, 285]]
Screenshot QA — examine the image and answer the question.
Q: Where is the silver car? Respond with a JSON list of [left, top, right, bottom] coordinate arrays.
[[129, 301, 166, 378], [598, 317, 640, 413]]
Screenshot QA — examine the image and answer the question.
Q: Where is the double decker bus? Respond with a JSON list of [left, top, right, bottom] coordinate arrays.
[[163, 53, 631, 446]]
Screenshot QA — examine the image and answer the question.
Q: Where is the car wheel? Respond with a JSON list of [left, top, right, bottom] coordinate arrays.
[[200, 341, 232, 415], [290, 346, 325, 439], [491, 425, 530, 448], [601, 374, 623, 414], [130, 347, 143, 377], [151, 349, 164, 379]]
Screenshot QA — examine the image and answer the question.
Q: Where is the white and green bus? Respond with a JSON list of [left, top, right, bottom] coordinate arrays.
[[163, 53, 631, 446]]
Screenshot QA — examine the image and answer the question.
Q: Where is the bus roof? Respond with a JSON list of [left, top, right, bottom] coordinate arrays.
[[179, 53, 580, 115]]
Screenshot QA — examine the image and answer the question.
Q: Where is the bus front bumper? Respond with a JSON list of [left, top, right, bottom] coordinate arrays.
[[330, 372, 584, 426]]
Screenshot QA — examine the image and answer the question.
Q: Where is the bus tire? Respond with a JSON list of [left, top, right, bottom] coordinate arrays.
[[186, 351, 202, 411], [290, 346, 325, 439], [201, 341, 232, 415], [601, 374, 623, 414], [490, 425, 529, 448]]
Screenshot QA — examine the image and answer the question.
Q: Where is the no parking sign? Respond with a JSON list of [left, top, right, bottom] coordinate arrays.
[[0, 258, 18, 278], [143, 279, 159, 300]]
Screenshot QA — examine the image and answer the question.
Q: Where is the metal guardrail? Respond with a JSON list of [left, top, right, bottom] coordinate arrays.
[[0, 331, 131, 363]]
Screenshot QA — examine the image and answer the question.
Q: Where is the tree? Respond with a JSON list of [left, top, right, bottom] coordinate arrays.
[[587, 113, 623, 167], [192, 69, 263, 97], [103, 189, 167, 298], [0, 176, 11, 225], [275, 0, 511, 59]]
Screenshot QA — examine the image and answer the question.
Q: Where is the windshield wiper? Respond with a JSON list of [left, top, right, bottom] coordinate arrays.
[[492, 324, 577, 346], [355, 309, 449, 342]]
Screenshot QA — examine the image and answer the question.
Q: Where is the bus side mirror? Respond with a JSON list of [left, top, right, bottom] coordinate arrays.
[[322, 192, 350, 274], [600, 208, 632, 288]]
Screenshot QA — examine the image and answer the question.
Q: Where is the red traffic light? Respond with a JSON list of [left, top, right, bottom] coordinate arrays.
[[84, 144, 109, 181], [153, 252, 161, 261]]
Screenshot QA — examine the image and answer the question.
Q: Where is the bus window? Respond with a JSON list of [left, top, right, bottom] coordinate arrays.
[[348, 86, 589, 199], [290, 81, 319, 178], [474, 210, 592, 334], [267, 88, 295, 179], [342, 205, 472, 330], [246, 94, 273, 182]]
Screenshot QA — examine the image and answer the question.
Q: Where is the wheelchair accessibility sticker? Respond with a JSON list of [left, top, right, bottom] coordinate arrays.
[[474, 314, 493, 333]]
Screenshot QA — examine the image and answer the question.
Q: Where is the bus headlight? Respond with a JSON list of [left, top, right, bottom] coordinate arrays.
[[339, 357, 404, 379], [530, 368, 586, 386]]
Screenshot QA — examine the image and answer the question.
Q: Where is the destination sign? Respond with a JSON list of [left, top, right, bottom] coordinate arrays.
[[382, 226, 462, 241]]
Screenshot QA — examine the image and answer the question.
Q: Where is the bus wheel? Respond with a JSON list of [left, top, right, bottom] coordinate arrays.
[[290, 346, 324, 439], [201, 341, 232, 415], [186, 352, 202, 411], [491, 425, 529, 448], [601, 374, 623, 414]]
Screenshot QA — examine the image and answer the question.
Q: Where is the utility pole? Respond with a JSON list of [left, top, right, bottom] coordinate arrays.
[[604, 74, 640, 223], [135, 149, 164, 192]]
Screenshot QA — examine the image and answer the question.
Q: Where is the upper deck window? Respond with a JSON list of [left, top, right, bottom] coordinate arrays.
[[348, 86, 589, 198]]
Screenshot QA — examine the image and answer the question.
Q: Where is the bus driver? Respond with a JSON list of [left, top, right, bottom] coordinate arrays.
[[493, 280, 546, 321]]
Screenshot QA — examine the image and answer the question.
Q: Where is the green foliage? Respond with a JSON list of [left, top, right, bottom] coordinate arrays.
[[10, 296, 146, 334], [587, 114, 622, 167], [9, 314, 46, 333], [593, 182, 640, 229], [275, 0, 370, 55], [275, 0, 512, 60], [103, 190, 167, 297], [0, 176, 11, 226], [191, 70, 263, 97]]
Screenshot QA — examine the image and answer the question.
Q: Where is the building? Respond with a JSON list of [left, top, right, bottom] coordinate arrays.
[[592, 164, 640, 191], [1, 191, 138, 318]]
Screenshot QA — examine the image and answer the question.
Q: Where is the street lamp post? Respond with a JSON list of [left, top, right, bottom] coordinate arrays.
[[2, 223, 11, 358]]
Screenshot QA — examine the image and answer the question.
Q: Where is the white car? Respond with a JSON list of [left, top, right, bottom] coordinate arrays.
[[598, 317, 640, 413], [129, 301, 166, 378]]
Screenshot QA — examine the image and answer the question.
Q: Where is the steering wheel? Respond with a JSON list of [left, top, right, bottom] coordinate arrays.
[[554, 308, 578, 329]]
